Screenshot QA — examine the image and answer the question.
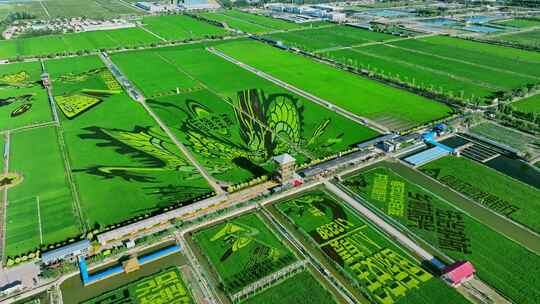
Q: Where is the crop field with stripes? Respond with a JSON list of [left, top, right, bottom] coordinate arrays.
[[215, 39, 453, 130], [110, 42, 379, 184], [200, 10, 306, 34], [262, 25, 394, 52], [343, 165, 540, 304], [192, 212, 297, 294], [0, 27, 159, 59], [5, 126, 81, 259], [273, 189, 469, 304], [325, 35, 540, 104], [0, 62, 53, 131], [45, 55, 212, 229]]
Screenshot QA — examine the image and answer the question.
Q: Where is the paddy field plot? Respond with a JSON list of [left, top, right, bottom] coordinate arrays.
[[275, 189, 469, 304], [420, 156, 540, 233], [0, 61, 53, 131], [45, 55, 212, 229], [192, 212, 297, 294], [83, 267, 193, 304], [240, 270, 337, 304], [513, 92, 540, 113], [263, 25, 393, 51], [200, 10, 302, 34], [469, 122, 540, 158], [327, 35, 540, 103], [0, 27, 159, 59], [215, 39, 453, 130], [343, 166, 540, 303], [140, 15, 228, 41], [5, 126, 81, 258], [0, 1, 49, 19], [493, 29, 540, 49], [111, 43, 379, 184], [40, 0, 142, 19], [492, 18, 540, 28]]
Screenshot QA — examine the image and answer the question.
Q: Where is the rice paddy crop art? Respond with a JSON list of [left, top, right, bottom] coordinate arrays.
[[276, 190, 468, 304], [149, 87, 358, 184], [83, 267, 193, 304], [193, 213, 297, 294], [343, 166, 540, 303], [0, 62, 53, 131], [52, 66, 122, 119], [45, 56, 212, 228]]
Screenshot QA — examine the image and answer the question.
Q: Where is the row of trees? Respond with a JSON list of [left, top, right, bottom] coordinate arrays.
[[497, 103, 540, 131], [464, 36, 540, 54]]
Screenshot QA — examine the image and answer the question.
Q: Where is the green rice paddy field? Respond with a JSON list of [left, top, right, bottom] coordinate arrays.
[[263, 25, 393, 51], [494, 30, 540, 48], [0, 61, 53, 131], [215, 39, 453, 130], [327, 36, 540, 103], [513, 93, 540, 113], [45, 55, 212, 229], [83, 267, 193, 304], [200, 10, 303, 34], [0, 1, 49, 19], [42, 0, 142, 18], [469, 122, 540, 157], [0, 27, 159, 59], [492, 18, 540, 28], [420, 156, 540, 233], [343, 166, 540, 303], [111, 43, 379, 184], [240, 270, 337, 304], [141, 15, 228, 41], [275, 189, 468, 304], [5, 126, 81, 257], [193, 212, 297, 293]]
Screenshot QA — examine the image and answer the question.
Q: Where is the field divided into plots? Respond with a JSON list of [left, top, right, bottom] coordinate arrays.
[[0, 61, 53, 131], [215, 39, 452, 130], [469, 122, 540, 158], [5, 126, 81, 258], [327, 35, 540, 103], [83, 267, 193, 304], [111, 43, 379, 184], [493, 18, 540, 28], [263, 25, 394, 51], [41, 0, 142, 18], [193, 212, 297, 294], [275, 189, 468, 304], [200, 10, 303, 34], [343, 166, 540, 304], [494, 30, 540, 48], [45, 55, 212, 229], [420, 156, 540, 233], [141, 15, 228, 41], [0, 27, 159, 59]]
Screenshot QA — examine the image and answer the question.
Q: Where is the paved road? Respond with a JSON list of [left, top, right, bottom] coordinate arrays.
[[260, 207, 358, 304], [207, 47, 390, 134], [324, 181, 436, 261]]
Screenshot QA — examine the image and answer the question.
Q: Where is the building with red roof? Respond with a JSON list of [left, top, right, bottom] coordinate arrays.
[[442, 261, 476, 287]]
